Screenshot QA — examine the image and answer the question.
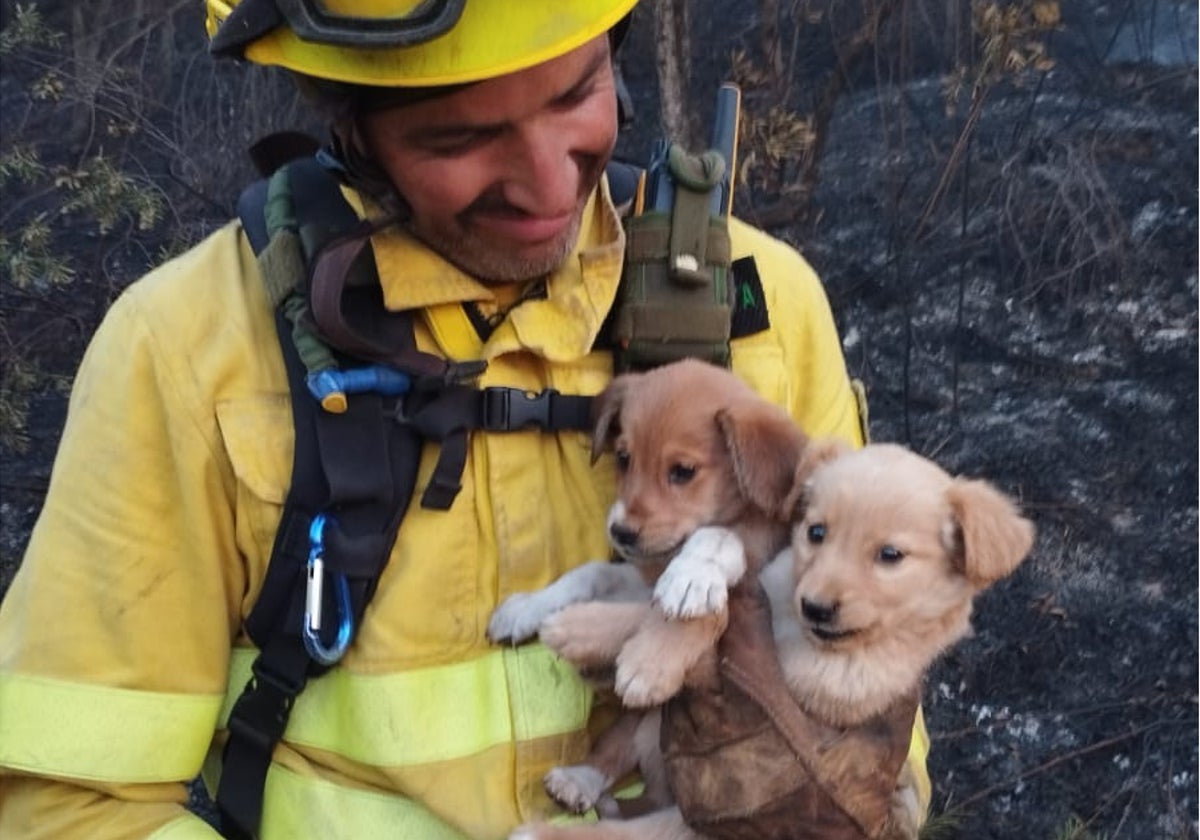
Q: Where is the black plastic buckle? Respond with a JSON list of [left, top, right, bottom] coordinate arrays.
[[481, 388, 557, 432]]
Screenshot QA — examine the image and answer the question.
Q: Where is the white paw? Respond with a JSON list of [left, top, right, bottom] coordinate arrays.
[[653, 558, 729, 619], [653, 527, 746, 618], [488, 591, 555, 643], [545, 765, 609, 814]]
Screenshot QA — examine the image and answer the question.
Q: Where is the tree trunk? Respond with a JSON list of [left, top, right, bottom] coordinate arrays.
[[653, 0, 695, 146]]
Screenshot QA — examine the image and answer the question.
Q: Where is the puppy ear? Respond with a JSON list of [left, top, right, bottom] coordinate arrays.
[[781, 437, 853, 517], [716, 403, 808, 519], [590, 374, 636, 464], [795, 437, 852, 483], [945, 479, 1036, 589]]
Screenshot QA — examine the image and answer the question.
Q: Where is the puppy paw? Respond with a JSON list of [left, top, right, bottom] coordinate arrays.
[[615, 648, 686, 708], [488, 591, 556, 643], [653, 527, 745, 619], [539, 609, 606, 666], [540, 601, 650, 668], [653, 558, 729, 619], [544, 764, 609, 814]]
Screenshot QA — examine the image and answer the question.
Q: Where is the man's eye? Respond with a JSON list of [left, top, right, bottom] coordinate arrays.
[[615, 450, 630, 472], [427, 135, 482, 156], [668, 464, 696, 485], [553, 79, 596, 109], [807, 524, 826, 544], [422, 127, 498, 156], [878, 545, 905, 564]]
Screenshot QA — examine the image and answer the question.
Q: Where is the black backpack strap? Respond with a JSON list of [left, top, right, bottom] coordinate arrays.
[[219, 156, 598, 838], [219, 292, 427, 839], [220, 155, 431, 838]]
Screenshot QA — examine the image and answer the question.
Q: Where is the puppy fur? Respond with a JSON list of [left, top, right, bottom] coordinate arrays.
[[488, 359, 808, 816], [511, 441, 1035, 840]]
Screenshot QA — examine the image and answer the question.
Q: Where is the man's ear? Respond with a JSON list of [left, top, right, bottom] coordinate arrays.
[[716, 402, 808, 519], [590, 374, 636, 464], [945, 479, 1036, 589]]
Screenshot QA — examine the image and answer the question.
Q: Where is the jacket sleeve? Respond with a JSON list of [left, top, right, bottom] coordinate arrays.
[[0, 242, 247, 838], [729, 217, 865, 446]]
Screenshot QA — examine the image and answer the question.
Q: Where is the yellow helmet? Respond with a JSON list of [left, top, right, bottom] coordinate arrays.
[[206, 0, 639, 87]]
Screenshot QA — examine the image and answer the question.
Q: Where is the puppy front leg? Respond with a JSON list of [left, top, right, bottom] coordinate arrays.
[[615, 608, 727, 708], [544, 710, 645, 814], [653, 527, 746, 619], [489, 561, 648, 643], [541, 601, 656, 669]]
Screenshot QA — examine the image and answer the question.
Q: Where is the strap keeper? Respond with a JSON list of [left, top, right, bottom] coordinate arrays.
[[421, 473, 462, 510], [225, 663, 303, 753]]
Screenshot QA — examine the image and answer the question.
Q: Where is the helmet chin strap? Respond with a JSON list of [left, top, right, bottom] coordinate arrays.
[[326, 118, 411, 220]]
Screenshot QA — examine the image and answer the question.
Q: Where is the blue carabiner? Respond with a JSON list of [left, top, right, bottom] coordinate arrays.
[[302, 513, 355, 666]]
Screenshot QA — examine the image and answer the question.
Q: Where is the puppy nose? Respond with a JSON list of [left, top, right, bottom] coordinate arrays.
[[609, 523, 639, 549], [801, 598, 839, 624]]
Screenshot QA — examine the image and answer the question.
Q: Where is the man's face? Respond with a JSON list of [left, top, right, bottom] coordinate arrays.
[[360, 36, 619, 283]]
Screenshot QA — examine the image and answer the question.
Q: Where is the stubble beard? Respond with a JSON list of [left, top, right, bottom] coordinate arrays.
[[413, 196, 588, 284]]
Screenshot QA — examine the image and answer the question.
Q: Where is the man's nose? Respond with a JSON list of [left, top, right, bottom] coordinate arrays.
[[500, 128, 581, 215]]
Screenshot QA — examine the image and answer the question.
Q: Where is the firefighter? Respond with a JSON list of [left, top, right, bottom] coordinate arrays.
[[0, 2, 929, 838]]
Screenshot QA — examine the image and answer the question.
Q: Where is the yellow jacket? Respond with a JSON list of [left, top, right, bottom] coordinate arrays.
[[0, 179, 928, 838]]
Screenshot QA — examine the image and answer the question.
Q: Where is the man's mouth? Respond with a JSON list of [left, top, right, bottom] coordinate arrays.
[[470, 209, 574, 246]]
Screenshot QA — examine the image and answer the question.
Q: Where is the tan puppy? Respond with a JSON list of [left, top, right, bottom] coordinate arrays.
[[489, 359, 808, 814], [511, 441, 1035, 840]]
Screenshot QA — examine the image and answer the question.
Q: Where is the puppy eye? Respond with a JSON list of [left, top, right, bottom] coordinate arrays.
[[878, 545, 904, 564], [615, 449, 630, 472], [668, 463, 696, 485], [807, 524, 826, 544]]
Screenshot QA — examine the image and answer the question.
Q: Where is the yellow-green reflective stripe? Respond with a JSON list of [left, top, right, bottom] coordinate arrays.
[[220, 644, 591, 767], [0, 671, 222, 782], [260, 763, 470, 839]]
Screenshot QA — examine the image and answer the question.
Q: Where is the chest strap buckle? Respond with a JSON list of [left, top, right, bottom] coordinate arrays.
[[482, 387, 556, 431]]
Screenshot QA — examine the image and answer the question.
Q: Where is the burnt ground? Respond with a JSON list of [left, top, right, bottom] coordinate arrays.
[[683, 5, 1197, 836], [794, 47, 1196, 840], [1, 1, 1197, 838]]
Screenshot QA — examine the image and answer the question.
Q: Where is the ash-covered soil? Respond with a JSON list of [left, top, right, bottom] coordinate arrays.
[[785, 35, 1197, 840]]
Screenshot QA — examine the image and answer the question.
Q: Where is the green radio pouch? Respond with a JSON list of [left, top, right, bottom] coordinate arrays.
[[614, 145, 734, 371]]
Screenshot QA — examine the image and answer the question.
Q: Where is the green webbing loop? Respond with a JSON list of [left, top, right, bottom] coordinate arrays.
[[257, 163, 341, 390], [264, 167, 297, 237], [667, 145, 725, 192]]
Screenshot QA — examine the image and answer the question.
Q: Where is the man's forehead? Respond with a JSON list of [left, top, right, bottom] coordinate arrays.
[[373, 36, 611, 129]]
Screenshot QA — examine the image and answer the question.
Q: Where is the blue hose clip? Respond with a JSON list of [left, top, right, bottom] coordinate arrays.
[[306, 366, 412, 414], [302, 513, 354, 666]]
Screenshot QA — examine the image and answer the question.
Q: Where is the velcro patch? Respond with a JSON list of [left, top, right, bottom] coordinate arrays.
[[730, 257, 770, 339]]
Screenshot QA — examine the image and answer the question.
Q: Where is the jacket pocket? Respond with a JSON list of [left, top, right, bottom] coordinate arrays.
[[216, 396, 293, 596]]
